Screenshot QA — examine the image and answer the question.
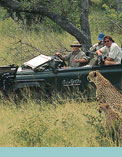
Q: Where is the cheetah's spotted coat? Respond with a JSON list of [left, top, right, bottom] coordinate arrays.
[[87, 70, 122, 112], [98, 103, 122, 146]]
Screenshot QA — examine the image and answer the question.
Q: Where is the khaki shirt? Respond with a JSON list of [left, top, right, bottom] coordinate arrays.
[[64, 50, 87, 67]]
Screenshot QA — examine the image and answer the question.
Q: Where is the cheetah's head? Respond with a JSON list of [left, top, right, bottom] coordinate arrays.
[[87, 70, 100, 84], [98, 104, 110, 113]]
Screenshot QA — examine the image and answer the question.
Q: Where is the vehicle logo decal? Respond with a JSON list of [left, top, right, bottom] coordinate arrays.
[[62, 79, 81, 86]]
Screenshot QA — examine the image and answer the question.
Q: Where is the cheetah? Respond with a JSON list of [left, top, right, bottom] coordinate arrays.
[[87, 70, 122, 112], [98, 103, 122, 146]]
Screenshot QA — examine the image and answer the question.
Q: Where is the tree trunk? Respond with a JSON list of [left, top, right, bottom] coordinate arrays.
[[79, 0, 91, 51], [88, 0, 92, 5], [0, 0, 91, 51]]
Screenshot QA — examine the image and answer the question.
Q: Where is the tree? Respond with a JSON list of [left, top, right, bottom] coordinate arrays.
[[103, 3, 122, 34], [0, 0, 91, 51]]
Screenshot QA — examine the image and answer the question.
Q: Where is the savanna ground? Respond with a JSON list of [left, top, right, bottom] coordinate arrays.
[[0, 96, 117, 147], [0, 1, 122, 147]]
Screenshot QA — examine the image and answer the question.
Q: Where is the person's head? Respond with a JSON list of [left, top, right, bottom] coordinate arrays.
[[71, 41, 82, 53], [103, 36, 115, 47], [97, 33, 105, 41]]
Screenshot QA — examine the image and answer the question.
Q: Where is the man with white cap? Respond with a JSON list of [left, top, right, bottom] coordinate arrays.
[[90, 33, 105, 52], [56, 41, 88, 67]]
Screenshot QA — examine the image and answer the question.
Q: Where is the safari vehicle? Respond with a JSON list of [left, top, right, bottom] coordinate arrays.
[[0, 54, 122, 99]]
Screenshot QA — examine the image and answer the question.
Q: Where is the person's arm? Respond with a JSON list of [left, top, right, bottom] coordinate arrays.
[[90, 43, 98, 52], [96, 49, 102, 56], [56, 52, 64, 60], [105, 57, 114, 61], [74, 58, 87, 63], [104, 45, 118, 64], [104, 57, 116, 65], [74, 51, 88, 63]]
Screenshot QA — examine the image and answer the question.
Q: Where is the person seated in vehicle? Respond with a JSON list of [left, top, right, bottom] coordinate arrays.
[[90, 33, 105, 52], [56, 41, 88, 68], [96, 35, 122, 65]]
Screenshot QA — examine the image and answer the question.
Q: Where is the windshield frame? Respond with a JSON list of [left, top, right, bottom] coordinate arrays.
[[23, 54, 52, 69]]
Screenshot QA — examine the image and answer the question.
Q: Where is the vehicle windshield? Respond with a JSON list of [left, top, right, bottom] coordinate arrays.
[[23, 54, 52, 69]]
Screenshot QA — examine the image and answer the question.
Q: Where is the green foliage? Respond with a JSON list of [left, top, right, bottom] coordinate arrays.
[[102, 4, 122, 34], [1, 0, 122, 35], [101, 0, 122, 10], [89, 0, 122, 46], [0, 0, 81, 32], [0, 18, 18, 37], [0, 7, 8, 20]]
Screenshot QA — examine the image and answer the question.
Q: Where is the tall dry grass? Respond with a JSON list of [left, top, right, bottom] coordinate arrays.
[[0, 98, 116, 147], [0, 18, 75, 66]]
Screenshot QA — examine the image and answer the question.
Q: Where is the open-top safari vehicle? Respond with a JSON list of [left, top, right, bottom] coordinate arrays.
[[0, 53, 122, 99]]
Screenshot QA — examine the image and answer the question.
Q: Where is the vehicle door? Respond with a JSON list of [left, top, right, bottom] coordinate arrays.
[[55, 66, 92, 96], [16, 62, 58, 96]]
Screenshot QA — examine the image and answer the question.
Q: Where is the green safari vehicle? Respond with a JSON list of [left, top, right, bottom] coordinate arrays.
[[0, 54, 122, 99]]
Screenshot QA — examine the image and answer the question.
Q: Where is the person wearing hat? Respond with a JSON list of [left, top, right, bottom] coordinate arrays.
[[56, 41, 88, 68], [90, 33, 105, 52]]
